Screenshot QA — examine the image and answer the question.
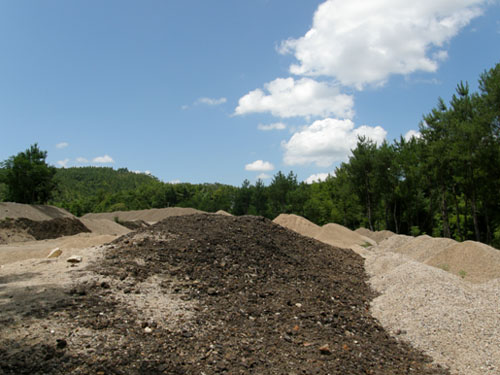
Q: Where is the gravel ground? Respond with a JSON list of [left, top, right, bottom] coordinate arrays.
[[366, 249, 500, 375]]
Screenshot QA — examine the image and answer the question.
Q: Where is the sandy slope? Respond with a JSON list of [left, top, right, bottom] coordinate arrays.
[[82, 207, 204, 223], [0, 202, 74, 221]]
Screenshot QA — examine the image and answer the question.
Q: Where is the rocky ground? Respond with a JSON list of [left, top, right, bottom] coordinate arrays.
[[0, 214, 449, 374]]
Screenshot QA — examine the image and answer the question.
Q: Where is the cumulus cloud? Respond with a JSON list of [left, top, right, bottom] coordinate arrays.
[[257, 122, 287, 131], [76, 157, 89, 163], [282, 118, 387, 167], [57, 159, 70, 167], [235, 77, 354, 119], [305, 172, 332, 184], [197, 97, 227, 106], [404, 129, 422, 141], [92, 155, 114, 164], [280, 0, 485, 89], [245, 160, 275, 172], [56, 142, 69, 149]]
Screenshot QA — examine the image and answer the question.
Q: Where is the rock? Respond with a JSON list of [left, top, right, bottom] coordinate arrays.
[[67, 255, 83, 263], [144, 327, 153, 333], [47, 248, 62, 258], [56, 339, 67, 349], [319, 344, 332, 355]]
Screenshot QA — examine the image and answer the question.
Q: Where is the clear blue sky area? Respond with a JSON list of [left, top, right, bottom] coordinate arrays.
[[1, 0, 499, 185]]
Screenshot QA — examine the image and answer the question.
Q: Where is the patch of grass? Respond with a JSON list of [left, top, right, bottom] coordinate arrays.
[[458, 269, 467, 279], [360, 242, 373, 248], [437, 263, 450, 272]]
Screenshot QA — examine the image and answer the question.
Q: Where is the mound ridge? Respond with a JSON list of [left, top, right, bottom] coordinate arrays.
[[82, 207, 203, 223], [0, 214, 448, 374]]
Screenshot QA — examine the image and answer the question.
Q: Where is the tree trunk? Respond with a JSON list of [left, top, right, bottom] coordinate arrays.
[[471, 194, 481, 242], [393, 203, 399, 234], [452, 185, 463, 241], [441, 187, 451, 238]]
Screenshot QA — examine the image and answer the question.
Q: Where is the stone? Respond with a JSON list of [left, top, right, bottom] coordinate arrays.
[[47, 248, 62, 258], [67, 255, 83, 263]]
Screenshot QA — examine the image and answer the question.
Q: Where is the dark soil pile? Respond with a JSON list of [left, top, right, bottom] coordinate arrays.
[[0, 214, 449, 374], [0, 217, 90, 243]]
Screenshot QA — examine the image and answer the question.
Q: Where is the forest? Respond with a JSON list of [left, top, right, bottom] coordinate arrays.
[[1, 63, 499, 248]]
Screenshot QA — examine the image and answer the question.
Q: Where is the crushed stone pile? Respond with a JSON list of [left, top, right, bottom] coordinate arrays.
[[82, 207, 204, 223], [0, 214, 448, 375], [366, 251, 500, 375]]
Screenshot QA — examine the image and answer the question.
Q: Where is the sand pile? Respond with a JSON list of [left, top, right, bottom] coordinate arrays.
[[425, 241, 500, 283], [273, 213, 322, 238], [366, 251, 500, 375], [83, 207, 204, 223], [315, 223, 376, 249], [0, 202, 74, 221], [215, 210, 232, 216], [79, 218, 131, 236], [355, 227, 395, 244]]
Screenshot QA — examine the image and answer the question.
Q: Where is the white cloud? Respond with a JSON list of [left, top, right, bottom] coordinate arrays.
[[282, 118, 387, 167], [57, 159, 70, 167], [404, 129, 422, 141], [197, 97, 227, 106], [56, 142, 69, 149], [280, 0, 486, 89], [257, 173, 272, 180], [76, 157, 89, 163], [245, 160, 275, 172], [305, 172, 332, 184], [168, 179, 181, 184], [235, 77, 354, 119], [257, 122, 287, 131], [92, 155, 114, 164]]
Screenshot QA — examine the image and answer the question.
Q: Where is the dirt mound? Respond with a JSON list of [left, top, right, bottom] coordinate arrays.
[[0, 217, 90, 245], [273, 213, 321, 238], [79, 218, 131, 236], [0, 214, 448, 375], [425, 241, 500, 283], [82, 207, 204, 223], [0, 202, 74, 221], [315, 223, 376, 249], [355, 228, 395, 244]]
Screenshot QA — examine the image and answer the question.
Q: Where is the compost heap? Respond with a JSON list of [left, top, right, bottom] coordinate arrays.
[[0, 214, 449, 374]]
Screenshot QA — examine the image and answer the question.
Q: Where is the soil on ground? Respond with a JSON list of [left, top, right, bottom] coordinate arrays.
[[0, 214, 449, 375]]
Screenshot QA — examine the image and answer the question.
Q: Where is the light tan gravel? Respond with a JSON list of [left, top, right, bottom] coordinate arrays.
[[366, 250, 500, 375]]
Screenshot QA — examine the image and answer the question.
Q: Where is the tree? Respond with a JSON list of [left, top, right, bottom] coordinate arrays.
[[2, 144, 57, 204]]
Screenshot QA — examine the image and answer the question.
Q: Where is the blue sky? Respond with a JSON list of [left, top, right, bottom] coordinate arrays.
[[1, 0, 499, 185]]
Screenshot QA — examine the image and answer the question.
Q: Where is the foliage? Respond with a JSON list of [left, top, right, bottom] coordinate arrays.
[[1, 144, 57, 204]]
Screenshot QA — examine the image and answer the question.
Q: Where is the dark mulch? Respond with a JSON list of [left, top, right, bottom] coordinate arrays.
[[0, 214, 449, 374]]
